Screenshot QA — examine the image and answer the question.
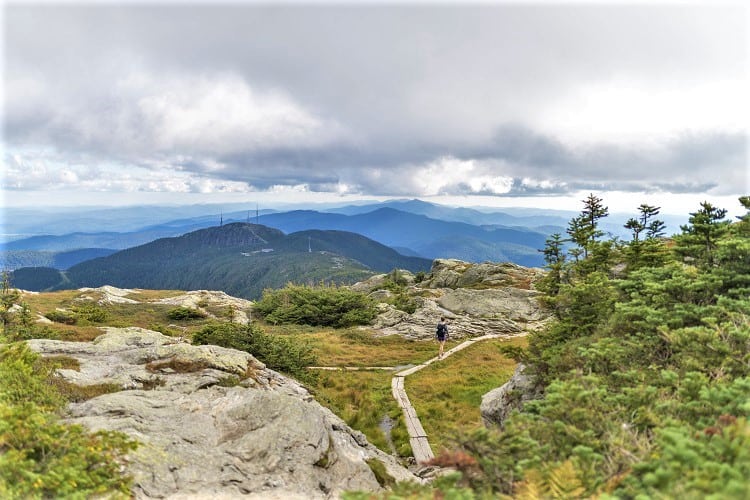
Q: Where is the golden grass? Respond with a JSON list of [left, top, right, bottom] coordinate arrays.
[[260, 323, 462, 367], [17, 289, 224, 341], [406, 336, 527, 453], [309, 370, 411, 457]]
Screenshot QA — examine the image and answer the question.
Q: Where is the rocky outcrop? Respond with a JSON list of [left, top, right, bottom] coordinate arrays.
[[78, 285, 141, 304], [419, 259, 543, 290], [480, 363, 543, 428], [152, 290, 254, 325], [363, 260, 550, 340], [28, 328, 416, 499], [75, 287, 254, 324], [349, 271, 416, 295]]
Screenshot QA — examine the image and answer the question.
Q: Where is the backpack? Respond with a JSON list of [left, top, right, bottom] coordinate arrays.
[[436, 322, 447, 338]]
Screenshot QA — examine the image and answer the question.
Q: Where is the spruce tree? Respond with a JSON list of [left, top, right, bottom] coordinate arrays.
[[567, 193, 609, 259], [539, 233, 567, 295], [676, 201, 730, 266]]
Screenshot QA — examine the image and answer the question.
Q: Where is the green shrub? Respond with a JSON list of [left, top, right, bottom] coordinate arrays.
[[0, 343, 136, 498], [389, 291, 417, 314], [192, 322, 317, 382], [166, 306, 207, 320], [44, 310, 77, 325], [254, 284, 376, 328], [71, 303, 108, 323]]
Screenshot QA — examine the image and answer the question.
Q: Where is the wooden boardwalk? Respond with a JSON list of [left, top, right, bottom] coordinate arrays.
[[390, 332, 511, 463], [311, 332, 525, 464]]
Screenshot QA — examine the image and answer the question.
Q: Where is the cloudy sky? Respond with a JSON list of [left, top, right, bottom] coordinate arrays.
[[3, 1, 748, 215]]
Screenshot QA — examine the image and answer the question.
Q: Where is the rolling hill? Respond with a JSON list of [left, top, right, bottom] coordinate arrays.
[[10, 223, 432, 299]]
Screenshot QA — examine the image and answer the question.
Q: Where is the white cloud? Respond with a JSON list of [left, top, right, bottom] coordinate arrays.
[[131, 72, 338, 154], [2, 149, 254, 194], [541, 78, 749, 145], [7, 66, 344, 160]]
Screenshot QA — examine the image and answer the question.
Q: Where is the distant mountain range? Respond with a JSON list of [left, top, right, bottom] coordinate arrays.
[[10, 223, 432, 299], [4, 203, 552, 267], [257, 207, 548, 266], [326, 198, 574, 229], [3, 199, 689, 275]]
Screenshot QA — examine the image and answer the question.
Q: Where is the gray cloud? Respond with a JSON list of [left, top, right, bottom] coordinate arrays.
[[4, 3, 747, 201]]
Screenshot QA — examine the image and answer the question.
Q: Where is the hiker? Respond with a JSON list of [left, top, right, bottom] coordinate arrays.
[[435, 316, 448, 359]]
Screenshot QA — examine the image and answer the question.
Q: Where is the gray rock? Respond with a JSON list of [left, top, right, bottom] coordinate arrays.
[[152, 290, 254, 324], [361, 260, 551, 340], [420, 259, 544, 290], [480, 363, 543, 428], [437, 288, 547, 323], [28, 328, 417, 499]]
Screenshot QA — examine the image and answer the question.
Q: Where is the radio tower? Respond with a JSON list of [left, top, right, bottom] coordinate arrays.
[[256, 204, 259, 225]]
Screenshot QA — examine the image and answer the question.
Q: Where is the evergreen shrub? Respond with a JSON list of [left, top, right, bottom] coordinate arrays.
[[254, 284, 376, 327]]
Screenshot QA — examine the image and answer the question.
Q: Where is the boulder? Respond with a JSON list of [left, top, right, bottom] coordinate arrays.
[[480, 363, 543, 428], [28, 328, 417, 499]]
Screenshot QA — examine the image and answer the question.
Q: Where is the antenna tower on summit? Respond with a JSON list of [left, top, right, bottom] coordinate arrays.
[[256, 204, 259, 225], [220, 211, 223, 226]]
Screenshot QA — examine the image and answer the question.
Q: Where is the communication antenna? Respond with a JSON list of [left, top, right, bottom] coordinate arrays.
[[246, 211, 250, 224], [220, 211, 223, 227], [256, 204, 259, 225], [308, 236, 312, 253]]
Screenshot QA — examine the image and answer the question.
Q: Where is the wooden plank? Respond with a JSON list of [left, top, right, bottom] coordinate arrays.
[[395, 364, 427, 377], [410, 437, 434, 462], [403, 406, 419, 419], [403, 414, 422, 438], [407, 415, 428, 437]]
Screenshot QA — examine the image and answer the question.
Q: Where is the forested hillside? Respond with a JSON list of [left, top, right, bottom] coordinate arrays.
[[10, 223, 431, 299], [0, 248, 117, 271], [431, 195, 750, 498]]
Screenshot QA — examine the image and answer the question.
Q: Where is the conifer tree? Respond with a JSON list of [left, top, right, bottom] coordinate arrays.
[[676, 201, 730, 266], [566, 193, 608, 259], [625, 204, 667, 269], [539, 233, 567, 295]]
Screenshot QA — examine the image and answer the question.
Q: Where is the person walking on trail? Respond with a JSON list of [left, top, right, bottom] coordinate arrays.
[[436, 317, 449, 359]]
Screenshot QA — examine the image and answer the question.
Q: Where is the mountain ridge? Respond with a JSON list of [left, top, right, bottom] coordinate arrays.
[[11, 223, 431, 299]]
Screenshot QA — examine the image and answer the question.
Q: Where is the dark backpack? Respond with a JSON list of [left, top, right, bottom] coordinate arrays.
[[436, 323, 447, 338]]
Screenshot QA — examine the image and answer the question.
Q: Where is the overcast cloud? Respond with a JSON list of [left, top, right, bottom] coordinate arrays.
[[3, 2, 748, 212]]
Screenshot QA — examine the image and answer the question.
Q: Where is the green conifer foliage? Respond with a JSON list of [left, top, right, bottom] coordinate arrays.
[[450, 196, 750, 498], [676, 201, 731, 267]]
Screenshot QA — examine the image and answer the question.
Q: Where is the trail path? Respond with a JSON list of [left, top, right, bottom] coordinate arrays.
[[311, 332, 521, 464], [391, 333, 509, 462]]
